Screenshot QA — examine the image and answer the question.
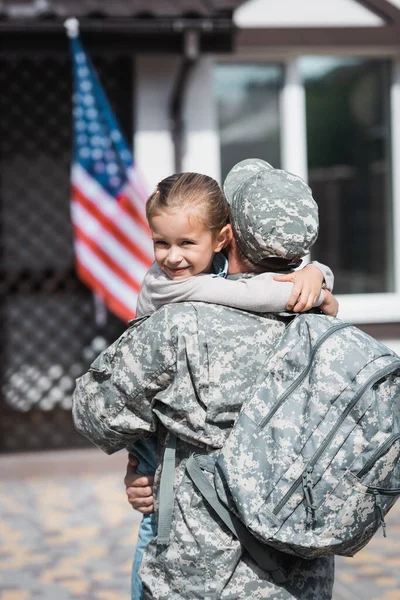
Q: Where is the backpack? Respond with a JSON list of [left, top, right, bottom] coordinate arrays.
[[186, 314, 400, 563]]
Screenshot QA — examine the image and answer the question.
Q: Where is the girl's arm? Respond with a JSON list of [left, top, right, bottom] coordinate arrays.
[[274, 261, 334, 312], [137, 262, 329, 315]]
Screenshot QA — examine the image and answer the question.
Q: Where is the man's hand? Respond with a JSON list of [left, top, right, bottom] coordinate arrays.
[[319, 290, 339, 317], [273, 264, 324, 312], [124, 454, 155, 514]]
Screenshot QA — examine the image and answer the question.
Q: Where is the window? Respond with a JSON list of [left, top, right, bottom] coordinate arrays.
[[212, 55, 399, 322], [214, 64, 283, 182], [301, 57, 393, 294]]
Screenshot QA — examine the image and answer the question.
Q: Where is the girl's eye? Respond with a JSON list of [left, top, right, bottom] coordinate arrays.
[[182, 241, 194, 246], [154, 240, 168, 246]]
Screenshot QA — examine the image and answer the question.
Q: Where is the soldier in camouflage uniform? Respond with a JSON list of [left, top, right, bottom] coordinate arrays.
[[73, 159, 335, 599]]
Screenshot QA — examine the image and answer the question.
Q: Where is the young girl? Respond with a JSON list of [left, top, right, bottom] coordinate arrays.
[[130, 171, 336, 599]]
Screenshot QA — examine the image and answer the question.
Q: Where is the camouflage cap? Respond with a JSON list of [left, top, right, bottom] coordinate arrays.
[[223, 158, 319, 267]]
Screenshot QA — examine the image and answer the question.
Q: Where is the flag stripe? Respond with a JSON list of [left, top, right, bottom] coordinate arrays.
[[76, 262, 135, 323], [75, 240, 139, 314], [72, 164, 153, 257], [117, 191, 149, 230], [71, 201, 150, 281], [72, 186, 153, 270], [127, 167, 150, 207], [73, 226, 142, 294]]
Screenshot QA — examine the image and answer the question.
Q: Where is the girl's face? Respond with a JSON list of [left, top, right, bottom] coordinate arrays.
[[150, 209, 229, 280]]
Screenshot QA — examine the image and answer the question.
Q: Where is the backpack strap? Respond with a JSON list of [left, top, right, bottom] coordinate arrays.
[[157, 433, 177, 545], [186, 454, 288, 585]]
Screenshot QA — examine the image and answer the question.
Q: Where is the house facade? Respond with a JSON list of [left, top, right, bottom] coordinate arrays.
[[1, 0, 399, 451]]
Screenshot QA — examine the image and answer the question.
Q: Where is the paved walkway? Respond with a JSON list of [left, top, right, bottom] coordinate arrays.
[[0, 449, 399, 600]]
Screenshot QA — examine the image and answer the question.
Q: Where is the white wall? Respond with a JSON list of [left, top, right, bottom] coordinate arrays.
[[183, 57, 221, 182], [134, 55, 178, 191], [135, 55, 221, 187], [235, 0, 384, 28]]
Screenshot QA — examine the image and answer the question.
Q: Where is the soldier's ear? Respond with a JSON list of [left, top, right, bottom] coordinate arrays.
[[213, 224, 232, 252]]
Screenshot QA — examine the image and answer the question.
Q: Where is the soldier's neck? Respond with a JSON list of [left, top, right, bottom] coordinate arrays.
[[225, 239, 260, 275]]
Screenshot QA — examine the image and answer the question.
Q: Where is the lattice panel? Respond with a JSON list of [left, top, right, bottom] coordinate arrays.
[[0, 52, 133, 452]]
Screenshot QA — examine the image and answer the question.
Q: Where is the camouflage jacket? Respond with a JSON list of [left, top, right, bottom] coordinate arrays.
[[73, 302, 334, 599]]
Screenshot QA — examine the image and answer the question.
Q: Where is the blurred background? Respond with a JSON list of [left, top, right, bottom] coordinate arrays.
[[0, 1, 399, 599]]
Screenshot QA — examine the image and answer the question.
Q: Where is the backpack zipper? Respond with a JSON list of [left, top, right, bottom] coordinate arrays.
[[272, 359, 400, 520], [259, 322, 352, 429], [358, 434, 400, 537], [357, 434, 400, 479], [369, 487, 400, 537]]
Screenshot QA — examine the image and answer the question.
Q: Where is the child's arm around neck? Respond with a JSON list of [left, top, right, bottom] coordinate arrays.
[[136, 259, 332, 316]]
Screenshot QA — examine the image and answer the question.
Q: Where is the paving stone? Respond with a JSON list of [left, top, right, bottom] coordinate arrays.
[[0, 449, 399, 600]]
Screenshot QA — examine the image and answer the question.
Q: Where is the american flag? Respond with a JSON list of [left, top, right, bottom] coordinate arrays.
[[68, 31, 153, 322]]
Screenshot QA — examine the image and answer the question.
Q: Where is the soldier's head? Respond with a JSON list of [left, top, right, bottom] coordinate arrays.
[[223, 159, 319, 273]]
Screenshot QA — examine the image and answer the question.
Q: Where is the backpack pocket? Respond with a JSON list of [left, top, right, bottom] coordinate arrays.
[[260, 433, 400, 559], [355, 434, 400, 488], [321, 471, 400, 557], [320, 435, 400, 556]]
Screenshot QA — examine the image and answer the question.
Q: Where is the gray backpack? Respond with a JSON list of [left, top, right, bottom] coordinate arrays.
[[186, 314, 400, 566]]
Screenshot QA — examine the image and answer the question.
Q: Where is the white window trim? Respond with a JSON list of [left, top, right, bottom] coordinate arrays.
[[382, 339, 400, 355], [280, 57, 308, 181], [214, 51, 400, 324]]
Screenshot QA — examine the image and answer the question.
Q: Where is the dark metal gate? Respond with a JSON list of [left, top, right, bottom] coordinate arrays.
[[0, 51, 133, 452]]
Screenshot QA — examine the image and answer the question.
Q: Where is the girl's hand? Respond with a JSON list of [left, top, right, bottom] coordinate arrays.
[[124, 454, 155, 514], [273, 264, 324, 312], [319, 290, 339, 317]]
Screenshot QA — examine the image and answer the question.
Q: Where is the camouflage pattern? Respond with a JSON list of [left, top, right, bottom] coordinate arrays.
[[215, 313, 400, 560], [223, 158, 319, 267], [73, 303, 335, 599]]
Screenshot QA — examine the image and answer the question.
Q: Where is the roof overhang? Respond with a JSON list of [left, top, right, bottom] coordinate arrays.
[[1, 18, 237, 53], [237, 24, 400, 49], [0, 1, 245, 53]]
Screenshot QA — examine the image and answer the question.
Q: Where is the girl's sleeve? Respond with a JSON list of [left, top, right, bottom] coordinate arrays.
[[135, 262, 160, 317], [309, 261, 334, 291], [147, 271, 325, 313]]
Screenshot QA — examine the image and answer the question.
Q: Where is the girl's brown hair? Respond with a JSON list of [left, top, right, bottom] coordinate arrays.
[[146, 172, 230, 236]]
